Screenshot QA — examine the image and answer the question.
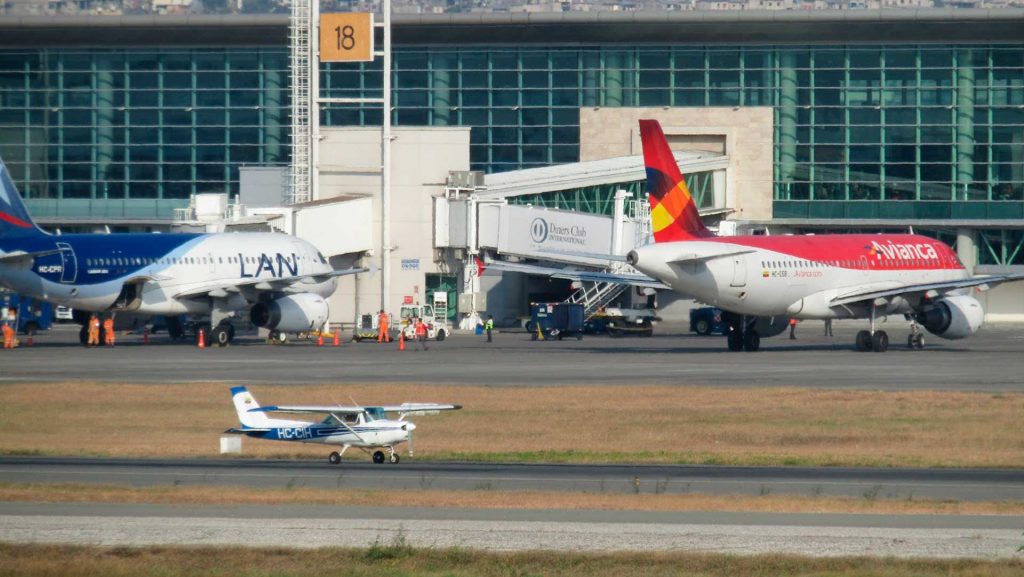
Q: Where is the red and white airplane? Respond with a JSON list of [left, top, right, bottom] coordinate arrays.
[[625, 119, 1023, 352], [485, 119, 1022, 352]]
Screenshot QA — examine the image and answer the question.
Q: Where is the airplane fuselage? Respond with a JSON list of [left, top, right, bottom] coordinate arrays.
[[239, 421, 412, 449], [0, 232, 336, 315], [631, 233, 967, 320]]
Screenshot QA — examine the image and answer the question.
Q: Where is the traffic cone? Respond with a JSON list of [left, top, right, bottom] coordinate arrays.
[[317, 333, 324, 346], [198, 328, 206, 349], [333, 332, 340, 347], [398, 330, 405, 351]]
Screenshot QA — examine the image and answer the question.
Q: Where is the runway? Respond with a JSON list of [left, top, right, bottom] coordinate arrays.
[[4, 323, 1024, 391], [2, 456, 1021, 502], [1, 502, 1019, 558]]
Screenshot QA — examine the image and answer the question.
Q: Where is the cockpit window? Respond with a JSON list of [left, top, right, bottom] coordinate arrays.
[[316, 252, 327, 264], [365, 407, 385, 421]]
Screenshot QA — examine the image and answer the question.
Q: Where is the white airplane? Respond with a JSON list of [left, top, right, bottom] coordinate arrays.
[[0, 157, 368, 345], [487, 119, 1024, 353], [226, 386, 462, 464]]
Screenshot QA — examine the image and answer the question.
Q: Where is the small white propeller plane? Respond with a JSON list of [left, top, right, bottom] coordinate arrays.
[[226, 386, 461, 464]]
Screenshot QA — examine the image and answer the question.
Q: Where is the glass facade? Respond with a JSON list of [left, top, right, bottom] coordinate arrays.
[[0, 48, 289, 208], [0, 42, 1022, 236]]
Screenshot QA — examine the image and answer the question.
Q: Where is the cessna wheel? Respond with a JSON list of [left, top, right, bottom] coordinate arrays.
[[389, 453, 400, 464], [372, 450, 386, 464], [328, 452, 341, 465]]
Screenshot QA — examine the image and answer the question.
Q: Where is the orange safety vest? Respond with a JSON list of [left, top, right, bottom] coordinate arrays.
[[414, 322, 427, 337]]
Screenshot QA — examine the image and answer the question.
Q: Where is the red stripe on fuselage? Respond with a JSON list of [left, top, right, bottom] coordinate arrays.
[[705, 234, 963, 271], [0, 210, 31, 228]]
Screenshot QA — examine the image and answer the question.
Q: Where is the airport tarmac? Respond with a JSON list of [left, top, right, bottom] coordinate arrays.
[[2, 456, 1021, 502], [1, 502, 1019, 558], [2, 322, 1022, 391]]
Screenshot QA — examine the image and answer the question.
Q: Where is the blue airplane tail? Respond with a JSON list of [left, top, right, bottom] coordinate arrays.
[[230, 386, 274, 429], [0, 157, 46, 240]]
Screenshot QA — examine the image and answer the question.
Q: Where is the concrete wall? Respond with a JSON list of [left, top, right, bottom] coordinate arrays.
[[579, 107, 775, 221], [315, 126, 471, 325]]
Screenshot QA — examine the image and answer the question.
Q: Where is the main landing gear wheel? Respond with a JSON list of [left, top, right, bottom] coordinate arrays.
[[871, 330, 889, 353], [727, 331, 744, 352], [328, 452, 341, 465], [212, 325, 231, 347], [372, 450, 386, 464], [855, 330, 872, 352], [743, 330, 760, 352], [389, 453, 400, 464]]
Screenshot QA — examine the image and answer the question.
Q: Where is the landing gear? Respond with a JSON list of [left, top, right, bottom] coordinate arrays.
[[743, 329, 760, 352], [211, 324, 231, 347], [907, 322, 925, 350], [372, 450, 386, 464], [855, 303, 889, 352], [389, 453, 400, 464], [724, 313, 760, 352], [328, 451, 341, 465]]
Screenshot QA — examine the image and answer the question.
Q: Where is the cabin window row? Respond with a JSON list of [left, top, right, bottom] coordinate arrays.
[[84, 254, 316, 268]]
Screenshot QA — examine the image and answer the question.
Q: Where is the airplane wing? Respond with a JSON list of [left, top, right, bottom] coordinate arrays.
[[0, 248, 61, 262], [829, 273, 1024, 307], [252, 403, 462, 415], [173, 266, 371, 299], [483, 259, 669, 289], [252, 405, 366, 415], [223, 427, 272, 434], [666, 249, 756, 265]]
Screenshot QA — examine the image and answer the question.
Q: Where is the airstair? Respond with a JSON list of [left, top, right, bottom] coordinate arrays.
[[564, 276, 629, 321]]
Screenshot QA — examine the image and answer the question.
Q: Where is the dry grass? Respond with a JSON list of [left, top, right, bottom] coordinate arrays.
[[1, 382, 1022, 468], [3, 483, 1022, 516], [1, 544, 1022, 577]]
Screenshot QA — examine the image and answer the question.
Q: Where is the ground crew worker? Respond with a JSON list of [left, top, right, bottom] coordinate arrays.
[[485, 315, 494, 343], [377, 309, 390, 343], [2, 322, 14, 349], [87, 313, 101, 347], [414, 317, 428, 350], [103, 316, 115, 347], [788, 318, 798, 340]]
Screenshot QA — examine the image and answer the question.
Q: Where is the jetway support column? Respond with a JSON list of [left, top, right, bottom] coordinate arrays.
[[957, 228, 978, 274], [611, 189, 631, 256]]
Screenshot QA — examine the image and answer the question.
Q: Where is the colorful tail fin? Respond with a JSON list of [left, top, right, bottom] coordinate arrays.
[[638, 119, 713, 242], [0, 157, 45, 240], [230, 386, 274, 429]]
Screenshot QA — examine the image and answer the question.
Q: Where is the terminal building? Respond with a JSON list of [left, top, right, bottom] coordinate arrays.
[[0, 10, 1022, 324]]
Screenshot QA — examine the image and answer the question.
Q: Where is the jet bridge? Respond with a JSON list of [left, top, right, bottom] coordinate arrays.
[[434, 150, 730, 325]]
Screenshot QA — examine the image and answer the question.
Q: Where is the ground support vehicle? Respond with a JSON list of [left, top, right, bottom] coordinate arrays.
[[526, 302, 584, 341], [398, 303, 449, 341], [0, 290, 52, 336], [690, 307, 728, 336], [589, 307, 657, 338], [353, 313, 396, 342]]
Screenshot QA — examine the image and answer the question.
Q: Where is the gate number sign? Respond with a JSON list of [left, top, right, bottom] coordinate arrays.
[[320, 13, 373, 63]]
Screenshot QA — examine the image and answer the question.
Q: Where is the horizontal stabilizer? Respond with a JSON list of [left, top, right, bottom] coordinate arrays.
[[0, 249, 60, 262]]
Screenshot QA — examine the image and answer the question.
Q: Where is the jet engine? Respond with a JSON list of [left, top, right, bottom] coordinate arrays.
[[250, 293, 329, 333], [915, 294, 984, 340]]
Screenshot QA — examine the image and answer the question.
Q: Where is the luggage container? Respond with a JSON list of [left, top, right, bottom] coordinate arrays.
[[526, 302, 584, 341]]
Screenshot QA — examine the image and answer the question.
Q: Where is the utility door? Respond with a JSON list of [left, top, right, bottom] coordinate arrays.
[[56, 242, 77, 284], [730, 254, 747, 287]]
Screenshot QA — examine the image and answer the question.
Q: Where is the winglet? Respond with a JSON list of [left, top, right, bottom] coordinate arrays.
[[638, 119, 714, 243]]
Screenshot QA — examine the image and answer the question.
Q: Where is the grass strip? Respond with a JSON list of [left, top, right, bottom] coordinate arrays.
[[1, 543, 1022, 577], [2, 382, 1022, 468], [3, 483, 1022, 516]]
